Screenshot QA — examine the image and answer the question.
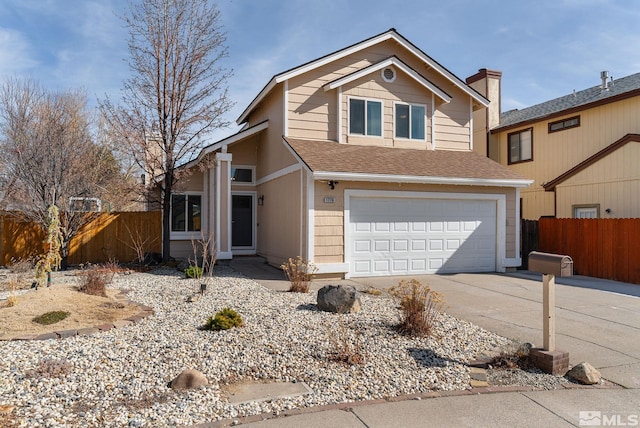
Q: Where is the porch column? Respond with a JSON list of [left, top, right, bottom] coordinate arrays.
[[215, 152, 233, 259]]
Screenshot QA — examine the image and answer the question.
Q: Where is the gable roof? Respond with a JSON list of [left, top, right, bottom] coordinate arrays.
[[494, 72, 640, 132], [283, 137, 531, 188], [179, 120, 269, 170], [237, 28, 489, 125], [543, 133, 640, 191], [323, 55, 452, 103]]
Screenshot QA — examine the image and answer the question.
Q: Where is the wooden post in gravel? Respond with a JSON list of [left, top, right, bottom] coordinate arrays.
[[542, 273, 555, 352]]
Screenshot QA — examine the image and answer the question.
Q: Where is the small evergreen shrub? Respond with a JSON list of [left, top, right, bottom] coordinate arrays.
[[204, 308, 243, 331], [184, 265, 203, 279], [33, 311, 69, 325]]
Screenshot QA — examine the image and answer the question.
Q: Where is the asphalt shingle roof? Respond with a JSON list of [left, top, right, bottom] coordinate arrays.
[[496, 72, 640, 130], [284, 137, 527, 182]]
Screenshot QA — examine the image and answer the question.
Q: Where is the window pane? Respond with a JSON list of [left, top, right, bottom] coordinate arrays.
[[520, 130, 532, 161], [411, 105, 425, 140], [509, 134, 520, 163], [232, 167, 253, 183], [395, 104, 409, 138], [349, 99, 365, 135], [187, 195, 201, 231], [171, 194, 186, 232], [367, 101, 382, 136]]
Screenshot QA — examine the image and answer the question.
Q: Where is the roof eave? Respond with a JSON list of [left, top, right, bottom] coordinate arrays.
[[237, 28, 489, 125], [179, 120, 269, 170], [323, 56, 452, 103], [313, 171, 533, 188]]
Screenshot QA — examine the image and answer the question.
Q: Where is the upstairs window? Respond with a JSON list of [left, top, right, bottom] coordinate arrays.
[[349, 98, 382, 137], [171, 194, 201, 232], [549, 116, 580, 133], [508, 128, 533, 164], [395, 103, 425, 140], [231, 166, 254, 184]]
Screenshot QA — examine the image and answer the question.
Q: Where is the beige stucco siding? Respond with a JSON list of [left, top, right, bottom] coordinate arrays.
[[256, 170, 303, 266], [313, 181, 519, 264], [494, 96, 640, 219], [555, 142, 640, 218]]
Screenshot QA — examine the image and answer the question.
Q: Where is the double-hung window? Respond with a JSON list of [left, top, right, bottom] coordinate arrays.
[[349, 98, 382, 137], [395, 103, 425, 140], [508, 128, 533, 164], [171, 194, 201, 232]]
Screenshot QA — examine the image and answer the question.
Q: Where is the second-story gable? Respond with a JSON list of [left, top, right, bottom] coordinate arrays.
[[239, 29, 489, 152]]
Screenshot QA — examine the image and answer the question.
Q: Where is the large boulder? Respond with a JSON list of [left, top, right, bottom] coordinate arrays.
[[317, 285, 361, 314], [169, 369, 208, 389], [566, 362, 601, 385]]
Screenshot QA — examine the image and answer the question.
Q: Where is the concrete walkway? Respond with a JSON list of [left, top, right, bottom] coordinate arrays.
[[216, 258, 640, 427]]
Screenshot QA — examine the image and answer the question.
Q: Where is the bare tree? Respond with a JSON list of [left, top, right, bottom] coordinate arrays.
[[100, 0, 233, 262], [0, 78, 128, 267]]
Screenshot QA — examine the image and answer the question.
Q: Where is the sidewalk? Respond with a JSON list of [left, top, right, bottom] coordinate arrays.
[[219, 258, 640, 427]]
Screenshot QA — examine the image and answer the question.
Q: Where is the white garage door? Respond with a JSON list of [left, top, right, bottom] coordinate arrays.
[[348, 197, 497, 277]]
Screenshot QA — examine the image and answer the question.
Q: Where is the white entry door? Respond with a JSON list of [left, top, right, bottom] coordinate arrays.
[[347, 196, 497, 277]]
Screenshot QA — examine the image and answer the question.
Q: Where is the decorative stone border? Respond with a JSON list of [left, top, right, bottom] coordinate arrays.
[[6, 290, 154, 341]]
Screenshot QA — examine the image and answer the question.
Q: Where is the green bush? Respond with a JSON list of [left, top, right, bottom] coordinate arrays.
[[184, 265, 203, 279], [204, 307, 243, 331], [33, 311, 69, 325]]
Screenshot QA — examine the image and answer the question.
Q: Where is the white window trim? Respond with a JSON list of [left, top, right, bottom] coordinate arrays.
[[347, 96, 384, 138], [231, 165, 256, 186], [393, 101, 427, 141], [170, 191, 204, 240]]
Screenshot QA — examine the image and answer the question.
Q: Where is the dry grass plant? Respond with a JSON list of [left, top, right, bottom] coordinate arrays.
[[9, 257, 34, 273], [122, 224, 158, 265], [328, 324, 365, 365], [389, 278, 446, 337], [188, 232, 217, 283], [281, 256, 318, 293], [25, 358, 73, 379], [489, 342, 532, 369], [5, 278, 19, 307], [78, 265, 115, 297]]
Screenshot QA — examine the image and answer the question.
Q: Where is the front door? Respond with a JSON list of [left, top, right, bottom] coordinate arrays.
[[231, 193, 255, 251]]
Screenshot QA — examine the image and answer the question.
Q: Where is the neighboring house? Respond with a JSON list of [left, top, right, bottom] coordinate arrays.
[[469, 69, 640, 220], [173, 29, 531, 278]]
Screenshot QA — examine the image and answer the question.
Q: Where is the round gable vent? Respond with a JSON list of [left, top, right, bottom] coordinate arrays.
[[382, 67, 396, 83]]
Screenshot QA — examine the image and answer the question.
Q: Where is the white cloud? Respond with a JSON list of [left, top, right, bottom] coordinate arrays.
[[0, 28, 38, 77]]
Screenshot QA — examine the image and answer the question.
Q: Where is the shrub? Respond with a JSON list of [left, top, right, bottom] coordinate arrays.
[[184, 265, 203, 279], [204, 308, 243, 331], [281, 256, 317, 293], [25, 358, 72, 379], [389, 278, 446, 337], [328, 324, 364, 365], [9, 257, 34, 273], [78, 265, 113, 297], [32, 310, 69, 325]]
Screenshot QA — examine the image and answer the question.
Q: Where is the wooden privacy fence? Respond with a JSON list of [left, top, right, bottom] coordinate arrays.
[[0, 211, 162, 266], [538, 218, 640, 285]]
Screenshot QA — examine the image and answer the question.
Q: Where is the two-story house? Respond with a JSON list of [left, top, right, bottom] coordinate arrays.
[[469, 69, 640, 220], [171, 29, 531, 278]]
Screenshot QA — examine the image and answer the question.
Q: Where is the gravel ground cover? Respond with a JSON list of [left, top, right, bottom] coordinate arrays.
[[0, 267, 566, 427]]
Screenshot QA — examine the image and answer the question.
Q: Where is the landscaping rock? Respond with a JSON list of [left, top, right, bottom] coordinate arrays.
[[317, 285, 361, 314], [566, 361, 601, 384], [169, 369, 208, 389]]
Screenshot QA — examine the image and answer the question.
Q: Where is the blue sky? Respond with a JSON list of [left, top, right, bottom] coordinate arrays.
[[1, 0, 639, 140]]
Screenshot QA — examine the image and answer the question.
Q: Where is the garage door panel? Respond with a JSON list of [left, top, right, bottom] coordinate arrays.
[[348, 197, 497, 277]]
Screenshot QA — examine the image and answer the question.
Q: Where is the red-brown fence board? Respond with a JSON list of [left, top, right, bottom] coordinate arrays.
[[539, 218, 640, 284]]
